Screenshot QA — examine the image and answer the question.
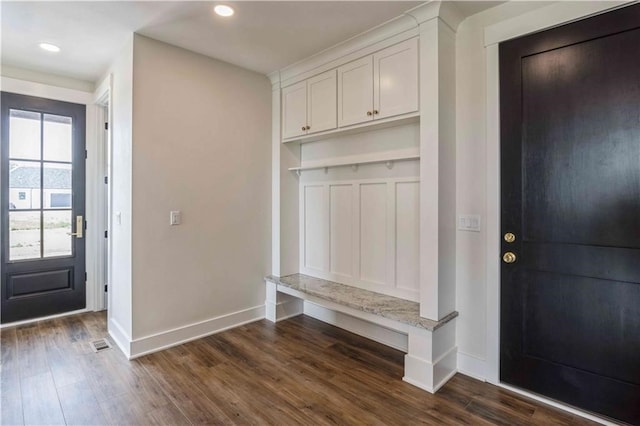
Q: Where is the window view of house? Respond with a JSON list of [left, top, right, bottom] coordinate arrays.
[[8, 111, 73, 260]]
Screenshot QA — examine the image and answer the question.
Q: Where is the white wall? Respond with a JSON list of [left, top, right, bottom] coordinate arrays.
[[130, 35, 271, 342], [106, 36, 134, 346]]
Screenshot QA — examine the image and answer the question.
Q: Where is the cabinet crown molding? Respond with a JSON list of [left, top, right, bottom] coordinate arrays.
[[269, 1, 462, 87], [405, 1, 464, 32]]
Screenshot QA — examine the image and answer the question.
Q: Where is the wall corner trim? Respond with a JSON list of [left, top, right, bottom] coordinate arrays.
[[108, 317, 132, 359]]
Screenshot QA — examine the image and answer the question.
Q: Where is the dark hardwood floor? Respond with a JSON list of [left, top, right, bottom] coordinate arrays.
[[1, 312, 599, 425]]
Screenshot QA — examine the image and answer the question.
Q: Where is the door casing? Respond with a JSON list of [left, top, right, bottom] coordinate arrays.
[[483, 0, 632, 390], [0, 76, 110, 325]]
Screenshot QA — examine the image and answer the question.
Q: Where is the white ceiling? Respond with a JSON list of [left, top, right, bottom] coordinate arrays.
[[1, 1, 503, 84]]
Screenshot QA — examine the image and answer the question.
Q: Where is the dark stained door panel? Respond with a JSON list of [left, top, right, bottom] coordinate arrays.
[[500, 4, 640, 424]]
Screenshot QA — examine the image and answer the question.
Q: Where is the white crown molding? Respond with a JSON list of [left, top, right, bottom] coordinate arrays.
[[484, 1, 632, 46], [277, 13, 417, 85], [404, 1, 463, 32], [269, 1, 464, 87], [1, 76, 93, 105]]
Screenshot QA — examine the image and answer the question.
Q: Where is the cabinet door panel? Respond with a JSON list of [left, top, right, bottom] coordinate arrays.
[[282, 81, 307, 139], [374, 38, 418, 119], [307, 70, 337, 134], [338, 57, 373, 127]]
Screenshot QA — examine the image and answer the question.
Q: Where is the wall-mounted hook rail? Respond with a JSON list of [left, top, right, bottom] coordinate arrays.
[[288, 152, 419, 175]]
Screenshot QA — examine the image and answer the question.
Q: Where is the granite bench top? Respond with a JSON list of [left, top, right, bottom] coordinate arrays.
[[265, 274, 457, 332]]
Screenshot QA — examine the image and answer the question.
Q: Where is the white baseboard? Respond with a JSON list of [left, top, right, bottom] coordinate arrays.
[[1, 308, 89, 329], [457, 351, 488, 382], [303, 301, 408, 351], [128, 305, 265, 359], [108, 316, 132, 358]]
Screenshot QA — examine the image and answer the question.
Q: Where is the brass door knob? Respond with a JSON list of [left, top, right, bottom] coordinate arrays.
[[301, 126, 306, 131], [503, 252, 517, 264], [373, 110, 379, 115], [504, 232, 516, 243], [367, 111, 373, 116], [306, 126, 310, 130]]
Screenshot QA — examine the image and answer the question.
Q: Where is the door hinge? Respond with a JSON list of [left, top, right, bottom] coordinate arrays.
[[84, 220, 87, 230], [104, 230, 108, 238], [104, 176, 108, 184], [85, 150, 88, 159], [104, 284, 108, 292], [105, 122, 109, 130], [85, 272, 88, 281]]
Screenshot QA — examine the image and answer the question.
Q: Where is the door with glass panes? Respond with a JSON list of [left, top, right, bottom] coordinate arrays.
[[1, 92, 86, 323]]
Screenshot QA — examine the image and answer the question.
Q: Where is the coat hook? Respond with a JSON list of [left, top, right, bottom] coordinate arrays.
[[385, 161, 394, 169], [296, 169, 301, 176], [351, 164, 359, 172]]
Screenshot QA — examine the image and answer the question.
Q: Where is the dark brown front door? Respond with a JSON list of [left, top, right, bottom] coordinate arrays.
[[500, 4, 640, 424], [1, 92, 86, 323]]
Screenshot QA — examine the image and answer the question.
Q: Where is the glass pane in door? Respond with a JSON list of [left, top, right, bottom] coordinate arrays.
[[43, 114, 72, 162], [43, 163, 72, 209], [9, 109, 41, 160], [43, 210, 72, 257], [9, 211, 41, 260], [9, 160, 41, 210]]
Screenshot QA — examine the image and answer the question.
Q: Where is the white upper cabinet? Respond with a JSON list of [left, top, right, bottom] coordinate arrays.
[[307, 71, 337, 134], [374, 38, 418, 120], [338, 38, 418, 128], [282, 37, 418, 142], [282, 81, 308, 139], [282, 70, 337, 140], [337, 57, 374, 127]]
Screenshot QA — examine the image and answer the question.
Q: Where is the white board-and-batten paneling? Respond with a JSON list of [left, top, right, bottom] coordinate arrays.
[[300, 177, 420, 301]]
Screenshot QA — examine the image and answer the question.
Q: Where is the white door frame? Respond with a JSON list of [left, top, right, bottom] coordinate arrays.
[[483, 0, 634, 405], [91, 75, 112, 312], [0, 76, 107, 316]]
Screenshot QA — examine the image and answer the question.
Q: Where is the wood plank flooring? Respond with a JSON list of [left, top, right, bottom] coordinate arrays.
[[1, 312, 600, 425]]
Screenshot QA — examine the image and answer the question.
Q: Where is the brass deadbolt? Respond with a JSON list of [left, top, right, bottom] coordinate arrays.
[[504, 232, 516, 243]]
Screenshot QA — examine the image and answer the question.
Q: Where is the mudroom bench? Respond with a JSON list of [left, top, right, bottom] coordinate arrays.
[[264, 274, 458, 393]]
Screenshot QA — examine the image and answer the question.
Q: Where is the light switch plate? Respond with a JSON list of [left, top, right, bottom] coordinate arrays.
[[170, 211, 181, 226], [458, 214, 481, 232]]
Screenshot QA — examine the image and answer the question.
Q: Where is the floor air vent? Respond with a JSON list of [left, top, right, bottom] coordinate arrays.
[[90, 338, 112, 353]]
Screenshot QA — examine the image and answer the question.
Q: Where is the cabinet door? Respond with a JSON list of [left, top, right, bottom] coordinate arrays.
[[338, 56, 373, 127], [307, 70, 337, 134], [373, 38, 418, 119], [282, 81, 307, 139]]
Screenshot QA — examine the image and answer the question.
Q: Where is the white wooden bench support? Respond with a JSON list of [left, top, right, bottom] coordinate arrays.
[[265, 281, 304, 322], [265, 274, 458, 393]]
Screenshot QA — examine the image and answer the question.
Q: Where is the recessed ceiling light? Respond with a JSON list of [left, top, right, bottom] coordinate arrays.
[[39, 43, 60, 53], [214, 4, 234, 17]]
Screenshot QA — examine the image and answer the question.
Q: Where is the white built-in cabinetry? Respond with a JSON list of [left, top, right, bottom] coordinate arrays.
[[280, 37, 422, 298], [282, 70, 337, 139], [269, 2, 459, 394], [339, 38, 418, 127], [282, 38, 418, 143]]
